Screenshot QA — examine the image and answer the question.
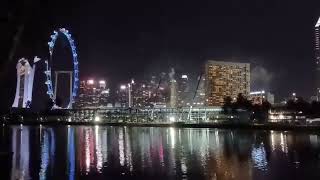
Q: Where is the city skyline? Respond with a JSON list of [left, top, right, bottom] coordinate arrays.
[[2, 1, 320, 112], [2, 2, 320, 179]]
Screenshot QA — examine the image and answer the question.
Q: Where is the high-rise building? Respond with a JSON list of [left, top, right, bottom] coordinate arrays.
[[205, 60, 250, 106], [169, 68, 177, 108], [115, 84, 129, 107], [148, 73, 170, 107], [177, 74, 191, 107], [314, 17, 320, 100], [132, 82, 151, 108], [76, 79, 110, 108]]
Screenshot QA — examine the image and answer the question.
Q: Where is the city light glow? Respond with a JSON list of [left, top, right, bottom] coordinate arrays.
[[87, 79, 94, 85], [250, 90, 265, 95], [169, 116, 175, 122], [94, 116, 100, 122], [181, 75, 188, 79], [99, 80, 106, 84], [120, 85, 126, 90]]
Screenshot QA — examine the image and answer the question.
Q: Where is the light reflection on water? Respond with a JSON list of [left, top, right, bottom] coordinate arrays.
[[6, 126, 320, 180]]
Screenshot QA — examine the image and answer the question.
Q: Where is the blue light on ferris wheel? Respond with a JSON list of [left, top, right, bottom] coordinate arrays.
[[45, 80, 51, 85], [48, 42, 53, 47]]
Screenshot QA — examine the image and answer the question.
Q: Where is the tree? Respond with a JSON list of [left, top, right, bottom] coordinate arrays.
[[310, 101, 320, 117], [261, 100, 271, 112], [286, 97, 310, 114], [223, 96, 232, 114], [233, 93, 252, 111]]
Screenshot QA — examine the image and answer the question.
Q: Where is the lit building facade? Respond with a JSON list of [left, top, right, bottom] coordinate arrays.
[[249, 90, 275, 105], [115, 74, 171, 108], [315, 17, 320, 100], [177, 75, 191, 107], [115, 84, 128, 107], [205, 60, 250, 106], [76, 79, 110, 109], [12, 57, 40, 108], [132, 82, 152, 108], [144, 73, 170, 107]]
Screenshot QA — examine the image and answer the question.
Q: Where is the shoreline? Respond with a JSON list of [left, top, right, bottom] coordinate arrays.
[[3, 121, 320, 132]]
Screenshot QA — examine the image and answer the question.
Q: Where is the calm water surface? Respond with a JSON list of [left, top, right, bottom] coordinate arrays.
[[2, 125, 320, 180]]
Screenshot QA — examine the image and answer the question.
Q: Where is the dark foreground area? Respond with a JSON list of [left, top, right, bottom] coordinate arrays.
[[1, 125, 320, 180]]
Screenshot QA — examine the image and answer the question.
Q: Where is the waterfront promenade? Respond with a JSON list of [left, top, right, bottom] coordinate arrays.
[[3, 107, 320, 132]]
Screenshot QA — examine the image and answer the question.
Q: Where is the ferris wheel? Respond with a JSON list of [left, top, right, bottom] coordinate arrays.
[[44, 28, 79, 109]]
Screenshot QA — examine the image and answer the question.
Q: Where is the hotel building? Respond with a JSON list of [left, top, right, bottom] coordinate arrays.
[[205, 60, 250, 106]]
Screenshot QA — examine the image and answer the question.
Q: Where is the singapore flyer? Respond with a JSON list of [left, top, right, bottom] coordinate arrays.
[[44, 28, 79, 109]]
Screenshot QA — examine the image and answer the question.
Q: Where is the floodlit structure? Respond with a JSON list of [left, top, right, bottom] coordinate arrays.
[[169, 68, 177, 108], [315, 17, 320, 99], [249, 90, 275, 104], [12, 57, 40, 108], [205, 60, 250, 106]]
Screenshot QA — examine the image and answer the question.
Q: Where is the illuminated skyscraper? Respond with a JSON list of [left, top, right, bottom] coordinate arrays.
[[177, 74, 191, 107], [315, 17, 320, 99], [205, 60, 250, 106], [169, 68, 177, 108], [76, 79, 110, 108]]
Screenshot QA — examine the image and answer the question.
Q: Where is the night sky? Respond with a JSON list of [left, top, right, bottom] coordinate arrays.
[[1, 0, 320, 112]]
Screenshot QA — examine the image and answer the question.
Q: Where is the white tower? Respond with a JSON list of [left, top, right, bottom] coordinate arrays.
[[315, 17, 320, 100], [12, 57, 40, 108], [169, 68, 177, 108]]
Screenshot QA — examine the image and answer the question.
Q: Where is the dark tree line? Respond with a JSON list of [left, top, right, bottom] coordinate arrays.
[[223, 93, 271, 122], [223, 94, 320, 121], [286, 97, 320, 117]]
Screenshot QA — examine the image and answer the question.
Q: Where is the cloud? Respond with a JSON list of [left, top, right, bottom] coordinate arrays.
[[251, 66, 274, 91]]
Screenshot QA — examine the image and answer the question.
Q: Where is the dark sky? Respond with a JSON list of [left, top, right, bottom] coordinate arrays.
[[1, 0, 320, 111]]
